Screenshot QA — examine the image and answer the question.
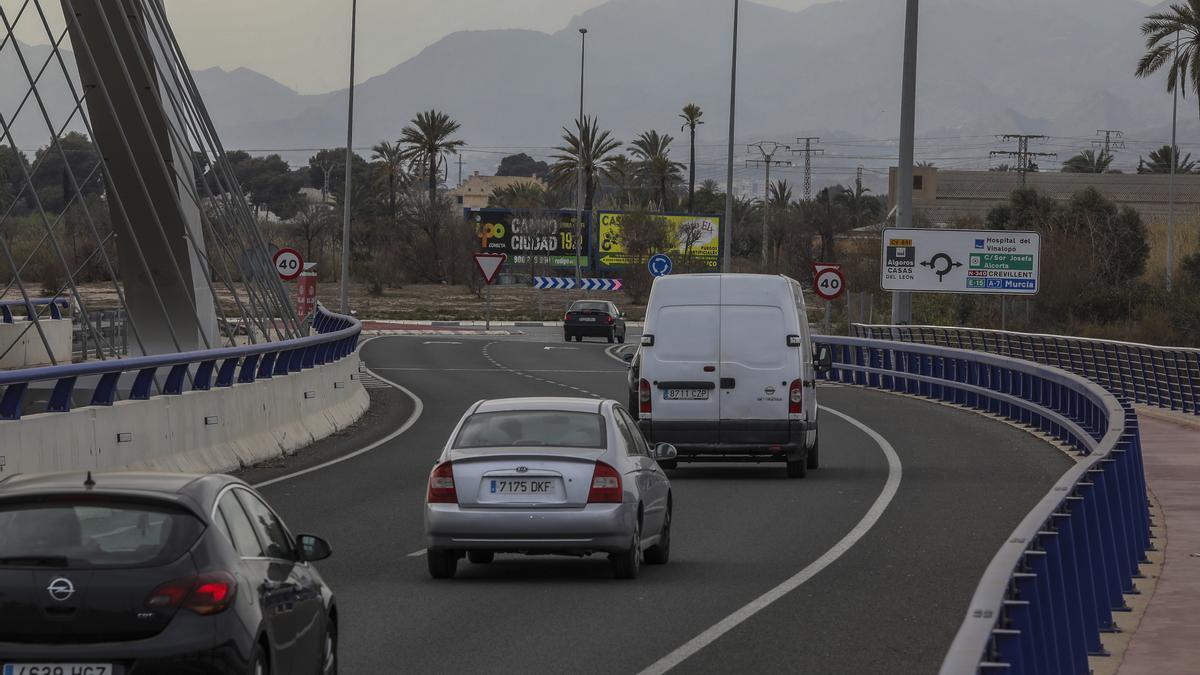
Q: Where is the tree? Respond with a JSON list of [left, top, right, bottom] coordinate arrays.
[[549, 115, 622, 212], [1136, 1, 1200, 121], [834, 183, 884, 230], [372, 141, 407, 221], [1138, 144, 1195, 173], [496, 153, 549, 177], [629, 130, 684, 209], [0, 144, 30, 213], [290, 199, 334, 261], [1062, 149, 1115, 173], [602, 154, 638, 208], [679, 103, 704, 213], [616, 209, 671, 302], [399, 110, 465, 198], [489, 182, 546, 209], [692, 179, 725, 215], [990, 164, 1013, 172], [29, 132, 102, 212], [305, 148, 371, 206]]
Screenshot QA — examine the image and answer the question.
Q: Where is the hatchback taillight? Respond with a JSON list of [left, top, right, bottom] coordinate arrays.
[[639, 378, 652, 415], [146, 571, 237, 616], [427, 461, 457, 503], [789, 379, 803, 414], [588, 462, 623, 503], [605, 315, 614, 324]]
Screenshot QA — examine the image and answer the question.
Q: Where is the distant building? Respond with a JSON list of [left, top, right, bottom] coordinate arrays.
[[888, 167, 1200, 224], [450, 172, 546, 209]]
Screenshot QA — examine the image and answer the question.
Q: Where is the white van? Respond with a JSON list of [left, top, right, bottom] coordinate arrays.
[[631, 274, 831, 477]]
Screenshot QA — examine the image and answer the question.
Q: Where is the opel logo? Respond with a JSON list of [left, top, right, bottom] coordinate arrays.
[[47, 577, 75, 602], [515, 466, 529, 473]]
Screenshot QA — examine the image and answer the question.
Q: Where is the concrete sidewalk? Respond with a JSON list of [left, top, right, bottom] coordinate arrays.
[[1117, 410, 1200, 674]]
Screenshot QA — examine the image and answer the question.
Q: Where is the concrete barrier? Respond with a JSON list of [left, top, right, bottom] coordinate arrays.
[[0, 354, 369, 476], [0, 319, 73, 369]]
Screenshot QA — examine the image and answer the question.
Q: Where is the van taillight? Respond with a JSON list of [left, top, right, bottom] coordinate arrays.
[[789, 380, 803, 414], [588, 462, 623, 503], [427, 461, 457, 503], [639, 378, 652, 414], [146, 571, 237, 616]]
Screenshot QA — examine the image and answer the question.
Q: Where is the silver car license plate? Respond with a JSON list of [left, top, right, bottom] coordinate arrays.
[[664, 389, 709, 401], [484, 478, 564, 502], [4, 666, 113, 675]]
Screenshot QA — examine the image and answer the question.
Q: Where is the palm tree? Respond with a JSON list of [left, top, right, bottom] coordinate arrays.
[[1139, 144, 1196, 173], [398, 110, 465, 199], [835, 183, 884, 230], [549, 115, 622, 212], [372, 140, 407, 220], [679, 103, 704, 213], [1062, 149, 1115, 174], [489, 182, 546, 209], [603, 154, 638, 208], [1136, 2, 1200, 120], [629, 130, 685, 208]]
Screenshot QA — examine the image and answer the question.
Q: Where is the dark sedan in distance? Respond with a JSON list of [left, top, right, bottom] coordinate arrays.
[[0, 472, 337, 675], [563, 300, 626, 343]]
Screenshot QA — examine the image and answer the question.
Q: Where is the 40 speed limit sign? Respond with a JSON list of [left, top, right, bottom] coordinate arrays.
[[273, 247, 303, 281], [812, 263, 846, 302]]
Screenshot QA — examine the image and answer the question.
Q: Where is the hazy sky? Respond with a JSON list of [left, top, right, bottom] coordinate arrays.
[[10, 0, 1164, 94]]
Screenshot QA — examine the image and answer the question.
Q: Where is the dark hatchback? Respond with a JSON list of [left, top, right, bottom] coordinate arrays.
[[563, 300, 626, 343], [0, 472, 336, 675]]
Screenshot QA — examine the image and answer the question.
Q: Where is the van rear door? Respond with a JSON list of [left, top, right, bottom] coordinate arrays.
[[718, 277, 798, 444], [643, 276, 721, 444]]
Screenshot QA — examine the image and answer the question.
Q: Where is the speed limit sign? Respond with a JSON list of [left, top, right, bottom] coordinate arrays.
[[273, 247, 303, 281], [812, 263, 846, 301]]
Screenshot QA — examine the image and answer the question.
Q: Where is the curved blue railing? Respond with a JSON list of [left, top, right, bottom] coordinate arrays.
[[1, 298, 71, 323], [0, 304, 360, 421], [814, 336, 1147, 675]]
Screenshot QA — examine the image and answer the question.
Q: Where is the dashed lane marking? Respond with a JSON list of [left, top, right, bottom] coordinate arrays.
[[481, 341, 605, 399]]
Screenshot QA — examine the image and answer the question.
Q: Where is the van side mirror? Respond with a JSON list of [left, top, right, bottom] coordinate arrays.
[[813, 343, 833, 374], [653, 443, 678, 461], [296, 534, 332, 562]]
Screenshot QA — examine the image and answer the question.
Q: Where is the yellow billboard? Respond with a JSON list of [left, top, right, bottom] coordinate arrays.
[[596, 212, 721, 269]]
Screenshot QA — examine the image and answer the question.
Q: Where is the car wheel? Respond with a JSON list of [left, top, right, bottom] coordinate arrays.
[[575, 334, 583, 342], [645, 506, 671, 565], [618, 332, 626, 344], [607, 329, 615, 344], [611, 519, 642, 579], [786, 456, 808, 478], [806, 438, 820, 470], [467, 550, 495, 564], [248, 643, 268, 675], [427, 549, 458, 579], [564, 332, 571, 342], [321, 619, 338, 675]]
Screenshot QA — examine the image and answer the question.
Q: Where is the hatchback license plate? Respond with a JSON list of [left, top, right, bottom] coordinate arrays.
[[578, 317, 596, 322], [4, 666, 112, 675], [664, 389, 709, 401]]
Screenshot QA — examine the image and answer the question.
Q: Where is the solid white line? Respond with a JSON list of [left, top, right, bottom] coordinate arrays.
[[407, 548, 427, 558], [604, 344, 635, 365], [638, 404, 903, 675], [252, 338, 425, 489]]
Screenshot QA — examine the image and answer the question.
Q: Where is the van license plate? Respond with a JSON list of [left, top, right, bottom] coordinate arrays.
[[664, 389, 709, 401], [4, 666, 112, 675]]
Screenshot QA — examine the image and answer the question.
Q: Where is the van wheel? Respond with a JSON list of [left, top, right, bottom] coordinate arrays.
[[806, 439, 820, 470], [786, 457, 808, 478]]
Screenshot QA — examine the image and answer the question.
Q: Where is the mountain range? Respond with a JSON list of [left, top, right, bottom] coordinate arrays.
[[4, 0, 1193, 186]]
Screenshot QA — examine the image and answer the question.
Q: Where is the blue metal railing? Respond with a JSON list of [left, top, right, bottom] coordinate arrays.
[[814, 336, 1147, 675], [0, 304, 360, 421], [1, 298, 71, 323], [851, 324, 1200, 415]]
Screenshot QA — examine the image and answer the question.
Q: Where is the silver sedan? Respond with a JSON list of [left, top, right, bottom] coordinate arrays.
[[424, 397, 676, 579]]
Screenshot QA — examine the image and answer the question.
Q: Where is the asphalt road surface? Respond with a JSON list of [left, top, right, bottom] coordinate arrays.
[[258, 332, 1072, 674]]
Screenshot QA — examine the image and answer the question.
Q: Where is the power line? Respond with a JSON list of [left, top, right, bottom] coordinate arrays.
[[989, 134, 1056, 187]]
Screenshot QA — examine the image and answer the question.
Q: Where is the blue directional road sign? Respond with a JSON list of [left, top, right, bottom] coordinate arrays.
[[648, 254, 673, 277], [534, 277, 624, 291]]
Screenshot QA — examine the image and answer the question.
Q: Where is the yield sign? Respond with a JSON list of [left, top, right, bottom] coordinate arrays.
[[474, 252, 507, 285]]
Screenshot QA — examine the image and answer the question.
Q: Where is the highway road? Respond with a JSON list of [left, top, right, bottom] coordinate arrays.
[[257, 332, 1072, 673]]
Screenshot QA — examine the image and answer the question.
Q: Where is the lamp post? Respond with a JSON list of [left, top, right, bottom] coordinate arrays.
[[723, 0, 740, 274], [575, 28, 587, 288], [891, 0, 918, 324], [339, 0, 357, 314], [1168, 30, 1180, 293]]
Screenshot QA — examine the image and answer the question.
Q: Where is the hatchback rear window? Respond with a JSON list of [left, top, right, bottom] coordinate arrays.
[[455, 411, 607, 449], [0, 499, 204, 569], [570, 301, 609, 313]]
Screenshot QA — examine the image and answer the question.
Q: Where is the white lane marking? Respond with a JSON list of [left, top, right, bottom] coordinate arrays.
[[638, 404, 903, 675], [604, 344, 635, 365], [482, 341, 604, 399], [543, 346, 579, 351], [423, 340, 462, 345], [407, 548, 427, 558], [252, 339, 425, 489]]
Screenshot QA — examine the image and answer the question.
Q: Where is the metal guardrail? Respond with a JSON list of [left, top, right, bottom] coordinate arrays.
[[0, 298, 70, 323], [851, 324, 1200, 415], [0, 304, 360, 421], [814, 336, 1148, 674]]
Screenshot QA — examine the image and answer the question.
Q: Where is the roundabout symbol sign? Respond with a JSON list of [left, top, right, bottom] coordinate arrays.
[[648, 254, 673, 277]]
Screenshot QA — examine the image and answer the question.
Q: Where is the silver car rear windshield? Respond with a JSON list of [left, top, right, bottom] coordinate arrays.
[[0, 499, 204, 569], [455, 410, 607, 449]]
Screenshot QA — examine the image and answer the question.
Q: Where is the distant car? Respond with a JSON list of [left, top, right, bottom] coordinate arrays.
[[424, 397, 676, 579], [563, 300, 627, 343], [0, 472, 337, 675]]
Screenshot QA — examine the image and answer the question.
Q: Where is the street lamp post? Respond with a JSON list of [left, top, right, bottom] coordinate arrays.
[[339, 0, 357, 315], [723, 0, 740, 274], [1168, 30, 1180, 293], [891, 0, 918, 325], [575, 28, 587, 288]]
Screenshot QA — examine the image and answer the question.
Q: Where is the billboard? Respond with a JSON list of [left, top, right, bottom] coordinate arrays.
[[469, 208, 590, 268], [881, 228, 1041, 295], [596, 212, 721, 270]]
